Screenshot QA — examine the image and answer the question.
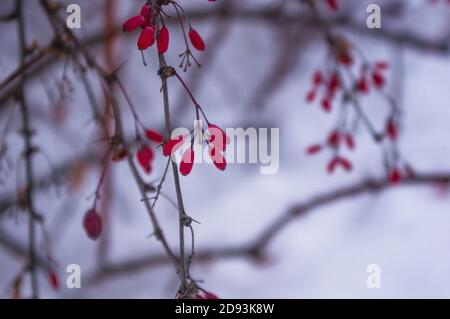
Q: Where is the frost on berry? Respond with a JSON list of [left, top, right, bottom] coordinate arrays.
[[83, 210, 103, 240]]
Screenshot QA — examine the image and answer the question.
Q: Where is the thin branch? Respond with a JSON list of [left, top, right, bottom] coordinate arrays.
[[107, 81, 181, 277], [84, 172, 450, 282], [16, 0, 39, 299], [158, 55, 188, 290]]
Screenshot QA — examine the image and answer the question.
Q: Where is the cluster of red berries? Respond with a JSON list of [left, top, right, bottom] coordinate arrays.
[[111, 128, 164, 175], [304, 33, 403, 182], [307, 57, 389, 113], [136, 129, 165, 174], [305, 115, 411, 185], [356, 62, 389, 94], [306, 70, 340, 112], [122, 1, 208, 69], [306, 129, 355, 174], [163, 123, 230, 176], [383, 119, 415, 186], [388, 165, 415, 186]]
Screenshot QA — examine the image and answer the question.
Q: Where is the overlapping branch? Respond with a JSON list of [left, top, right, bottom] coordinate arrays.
[[82, 172, 450, 282]]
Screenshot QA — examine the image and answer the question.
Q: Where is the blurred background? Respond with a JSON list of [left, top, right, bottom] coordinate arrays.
[[1, 0, 450, 298]]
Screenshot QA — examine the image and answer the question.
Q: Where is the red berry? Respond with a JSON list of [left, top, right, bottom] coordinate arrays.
[[208, 124, 229, 151], [137, 26, 155, 50], [48, 271, 59, 291], [327, 157, 352, 173], [209, 147, 227, 171], [321, 99, 332, 112], [189, 27, 206, 52], [372, 70, 385, 89], [163, 135, 185, 157], [306, 90, 316, 103], [386, 120, 398, 141], [375, 61, 389, 70], [157, 27, 170, 54], [313, 70, 322, 86], [306, 144, 323, 155], [389, 169, 402, 185], [327, 130, 341, 148], [83, 210, 102, 240], [180, 148, 195, 176], [140, 4, 151, 17], [338, 157, 353, 171], [326, 0, 339, 11], [337, 51, 353, 66], [145, 129, 164, 144], [327, 157, 340, 173], [345, 134, 355, 150], [137, 145, 154, 173], [357, 75, 369, 94], [144, 163, 153, 174], [328, 72, 340, 93], [122, 16, 145, 32]]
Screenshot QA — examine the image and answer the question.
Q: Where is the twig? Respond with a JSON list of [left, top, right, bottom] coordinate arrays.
[[84, 171, 450, 282], [158, 54, 188, 290], [16, 0, 39, 299], [107, 82, 181, 277]]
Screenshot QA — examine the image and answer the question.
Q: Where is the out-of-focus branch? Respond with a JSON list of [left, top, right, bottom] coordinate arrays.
[[85, 172, 450, 283], [0, 48, 50, 92], [0, 150, 99, 217], [2, 4, 447, 111], [16, 0, 39, 299], [37, 0, 182, 278]]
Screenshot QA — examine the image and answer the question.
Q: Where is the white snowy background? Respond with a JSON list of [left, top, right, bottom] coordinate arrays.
[[1, 0, 450, 298]]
